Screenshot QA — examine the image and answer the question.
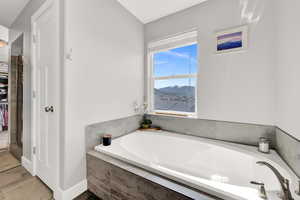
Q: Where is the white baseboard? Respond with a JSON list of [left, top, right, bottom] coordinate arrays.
[[54, 179, 87, 200], [22, 156, 87, 200], [21, 156, 34, 175]]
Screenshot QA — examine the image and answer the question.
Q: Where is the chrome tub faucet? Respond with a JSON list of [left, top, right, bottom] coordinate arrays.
[[256, 161, 294, 200]]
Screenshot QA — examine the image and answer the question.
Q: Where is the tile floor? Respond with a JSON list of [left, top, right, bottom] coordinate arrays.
[[0, 152, 20, 173], [0, 167, 53, 200], [0, 151, 99, 200], [0, 132, 8, 150]]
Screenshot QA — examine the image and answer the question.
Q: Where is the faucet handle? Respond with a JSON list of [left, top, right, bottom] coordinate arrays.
[[251, 181, 268, 199], [250, 181, 265, 186]]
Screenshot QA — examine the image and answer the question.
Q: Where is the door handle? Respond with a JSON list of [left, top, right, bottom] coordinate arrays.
[[44, 106, 54, 113]]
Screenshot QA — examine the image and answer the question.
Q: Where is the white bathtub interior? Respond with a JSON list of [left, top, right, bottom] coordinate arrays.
[[95, 130, 299, 200]]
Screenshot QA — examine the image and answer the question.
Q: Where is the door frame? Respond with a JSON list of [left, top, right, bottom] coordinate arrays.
[[31, 0, 61, 194]]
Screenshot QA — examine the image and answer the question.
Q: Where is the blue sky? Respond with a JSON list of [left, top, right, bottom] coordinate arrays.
[[154, 44, 198, 89]]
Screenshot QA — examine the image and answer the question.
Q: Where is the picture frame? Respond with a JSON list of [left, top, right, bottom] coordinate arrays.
[[215, 25, 248, 54]]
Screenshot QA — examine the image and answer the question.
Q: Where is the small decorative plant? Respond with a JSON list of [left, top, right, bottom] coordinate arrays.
[[141, 116, 152, 129]]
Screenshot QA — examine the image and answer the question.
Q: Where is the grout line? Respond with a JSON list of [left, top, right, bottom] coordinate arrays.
[[146, 114, 275, 127], [276, 126, 300, 143], [0, 148, 9, 153], [0, 164, 21, 174]]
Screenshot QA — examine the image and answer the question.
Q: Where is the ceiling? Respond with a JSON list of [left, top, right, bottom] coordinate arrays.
[[0, 0, 208, 26], [117, 0, 208, 24], [0, 0, 31, 27]]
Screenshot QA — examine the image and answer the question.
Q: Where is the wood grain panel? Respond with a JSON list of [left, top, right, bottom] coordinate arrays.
[[87, 154, 194, 200]]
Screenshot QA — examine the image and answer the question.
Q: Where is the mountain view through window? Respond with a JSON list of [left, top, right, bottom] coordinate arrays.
[[153, 44, 198, 113]]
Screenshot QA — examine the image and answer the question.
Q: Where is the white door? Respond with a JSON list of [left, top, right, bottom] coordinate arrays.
[[32, 0, 59, 191]]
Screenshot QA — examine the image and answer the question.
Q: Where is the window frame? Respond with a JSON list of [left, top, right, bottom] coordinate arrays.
[[147, 41, 198, 117]]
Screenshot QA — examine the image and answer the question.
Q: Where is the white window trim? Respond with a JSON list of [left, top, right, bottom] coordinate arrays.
[[147, 34, 198, 117]]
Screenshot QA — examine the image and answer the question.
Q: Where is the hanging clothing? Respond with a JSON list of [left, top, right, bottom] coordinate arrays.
[[0, 104, 8, 131]]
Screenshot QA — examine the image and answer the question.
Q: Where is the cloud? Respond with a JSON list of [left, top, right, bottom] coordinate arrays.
[[161, 50, 197, 64], [161, 50, 190, 59]]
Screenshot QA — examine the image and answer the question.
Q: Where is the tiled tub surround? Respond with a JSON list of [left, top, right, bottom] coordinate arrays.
[[85, 115, 142, 152], [145, 114, 276, 147], [276, 128, 300, 177], [87, 151, 218, 200], [93, 130, 300, 200]]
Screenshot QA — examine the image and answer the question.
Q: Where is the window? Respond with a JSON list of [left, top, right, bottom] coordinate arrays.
[[148, 31, 198, 116]]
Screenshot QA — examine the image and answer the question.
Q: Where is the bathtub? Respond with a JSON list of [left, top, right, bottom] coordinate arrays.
[[95, 130, 300, 200]]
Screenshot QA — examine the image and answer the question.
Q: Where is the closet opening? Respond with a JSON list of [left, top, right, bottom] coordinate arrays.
[[9, 34, 24, 161]]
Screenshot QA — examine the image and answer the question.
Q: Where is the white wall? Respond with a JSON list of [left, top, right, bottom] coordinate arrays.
[[0, 25, 9, 62], [9, 0, 47, 161], [8, 0, 298, 194], [276, 0, 300, 140], [145, 0, 277, 126], [63, 0, 144, 189]]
